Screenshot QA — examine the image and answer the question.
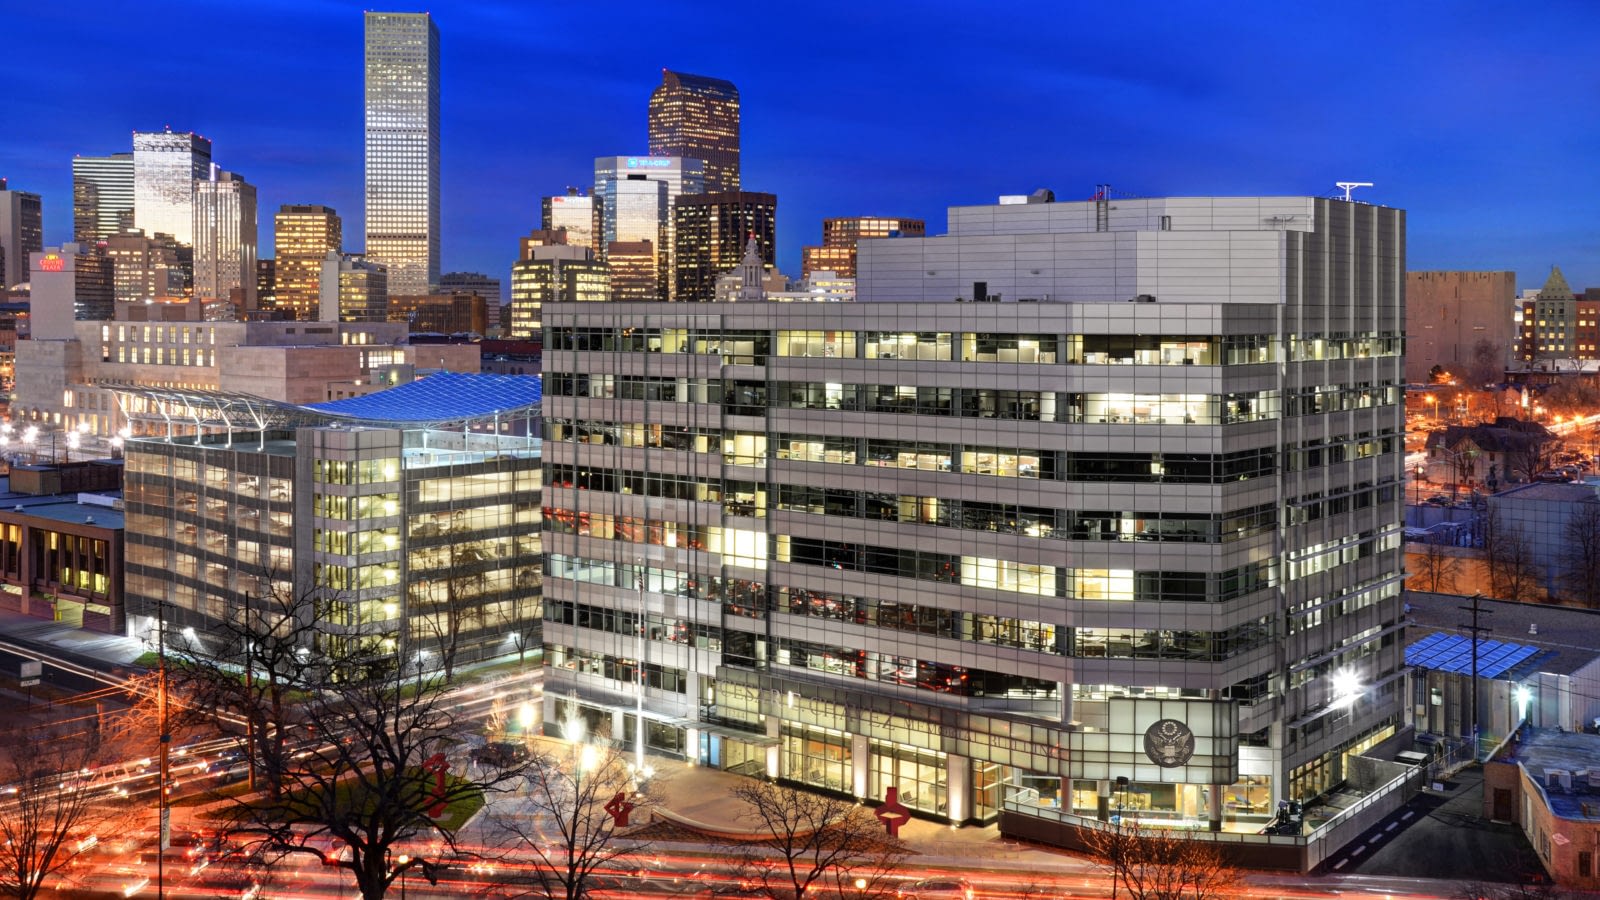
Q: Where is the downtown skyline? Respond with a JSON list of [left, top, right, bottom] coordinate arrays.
[[4, 0, 1599, 289]]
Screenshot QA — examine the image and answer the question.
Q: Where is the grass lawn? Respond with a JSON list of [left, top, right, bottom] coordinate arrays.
[[196, 770, 485, 832]]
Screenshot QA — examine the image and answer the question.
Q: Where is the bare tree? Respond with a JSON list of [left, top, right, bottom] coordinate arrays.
[[0, 725, 108, 900], [492, 734, 651, 900], [1412, 539, 1460, 594], [1505, 434, 1557, 484], [1561, 502, 1600, 608], [728, 781, 906, 900], [1082, 821, 1239, 900], [1481, 506, 1540, 602], [216, 645, 528, 900], [1455, 879, 1566, 900], [1469, 338, 1504, 392], [168, 580, 325, 797]]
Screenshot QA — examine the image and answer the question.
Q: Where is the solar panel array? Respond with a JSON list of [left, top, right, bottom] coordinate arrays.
[[1405, 631, 1544, 680], [305, 372, 542, 424]]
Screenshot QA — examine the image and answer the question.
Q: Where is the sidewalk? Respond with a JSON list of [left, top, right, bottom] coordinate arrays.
[[0, 606, 147, 668], [643, 755, 1086, 873]]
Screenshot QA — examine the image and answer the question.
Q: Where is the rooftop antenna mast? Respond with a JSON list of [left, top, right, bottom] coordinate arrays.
[[1336, 181, 1374, 202]]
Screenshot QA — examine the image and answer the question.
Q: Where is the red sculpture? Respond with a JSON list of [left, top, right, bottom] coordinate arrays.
[[604, 790, 636, 827], [423, 753, 451, 817], [875, 786, 911, 837]]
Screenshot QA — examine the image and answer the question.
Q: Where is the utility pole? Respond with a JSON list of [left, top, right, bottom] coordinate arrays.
[[1459, 592, 1493, 760]]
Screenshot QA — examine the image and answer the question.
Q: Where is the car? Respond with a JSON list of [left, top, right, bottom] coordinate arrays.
[[469, 741, 529, 768], [1424, 494, 1452, 506], [1535, 471, 1574, 483], [898, 878, 975, 900]]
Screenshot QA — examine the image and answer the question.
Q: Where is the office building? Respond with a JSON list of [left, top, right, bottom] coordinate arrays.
[[193, 169, 258, 309], [120, 372, 542, 677], [595, 155, 703, 299], [801, 216, 926, 280], [542, 194, 1407, 849], [439, 272, 501, 305], [30, 244, 114, 339], [365, 11, 441, 296], [273, 205, 342, 320], [605, 240, 657, 302], [133, 129, 212, 247], [388, 292, 488, 335], [0, 180, 44, 288], [648, 70, 740, 193], [103, 229, 185, 303], [72, 153, 135, 242], [1518, 266, 1583, 365], [257, 259, 277, 313], [673, 191, 776, 302], [509, 236, 606, 339], [1406, 271, 1516, 384], [319, 252, 389, 323], [543, 190, 597, 255]]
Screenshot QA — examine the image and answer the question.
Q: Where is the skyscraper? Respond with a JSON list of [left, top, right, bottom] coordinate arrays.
[[133, 129, 212, 247], [193, 169, 258, 309], [672, 191, 777, 301], [801, 216, 926, 280], [542, 190, 596, 255], [102, 229, 185, 303], [509, 232, 606, 339], [274, 205, 343, 319], [320, 252, 389, 323], [594, 155, 703, 299], [648, 70, 740, 193], [542, 192, 1406, 843], [364, 11, 440, 297], [72, 152, 135, 242], [0, 179, 43, 288]]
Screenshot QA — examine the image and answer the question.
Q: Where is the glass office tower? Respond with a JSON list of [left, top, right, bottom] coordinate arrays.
[[594, 156, 703, 300], [133, 130, 212, 248], [364, 11, 440, 297], [72, 152, 136, 242]]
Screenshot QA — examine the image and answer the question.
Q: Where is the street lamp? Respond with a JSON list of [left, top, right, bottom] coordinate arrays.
[[1414, 465, 1426, 505], [1426, 394, 1437, 424]]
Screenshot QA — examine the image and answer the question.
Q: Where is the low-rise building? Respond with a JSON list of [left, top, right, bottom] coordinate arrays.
[[0, 462, 124, 632], [1484, 728, 1600, 890]]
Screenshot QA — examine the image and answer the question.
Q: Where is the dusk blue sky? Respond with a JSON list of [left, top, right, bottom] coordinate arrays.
[[5, 0, 1599, 295]]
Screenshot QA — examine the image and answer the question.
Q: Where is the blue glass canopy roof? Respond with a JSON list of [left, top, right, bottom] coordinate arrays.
[[1405, 631, 1548, 680], [306, 373, 541, 424]]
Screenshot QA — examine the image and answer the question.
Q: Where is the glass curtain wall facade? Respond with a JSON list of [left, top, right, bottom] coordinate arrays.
[[541, 196, 1407, 830], [594, 156, 703, 300], [122, 423, 542, 668], [72, 153, 135, 242], [364, 12, 440, 297], [133, 130, 212, 248]]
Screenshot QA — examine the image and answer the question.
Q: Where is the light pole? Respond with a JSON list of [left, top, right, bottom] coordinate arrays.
[[1426, 394, 1437, 425], [1414, 465, 1425, 505]]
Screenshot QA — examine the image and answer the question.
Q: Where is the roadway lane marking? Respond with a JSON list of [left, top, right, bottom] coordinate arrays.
[[1402, 811, 1415, 820], [1333, 858, 1349, 870], [1386, 822, 1398, 831]]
